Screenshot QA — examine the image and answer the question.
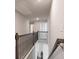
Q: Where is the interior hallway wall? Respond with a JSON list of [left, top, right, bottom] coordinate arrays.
[[48, 0, 64, 53], [15, 10, 30, 35]]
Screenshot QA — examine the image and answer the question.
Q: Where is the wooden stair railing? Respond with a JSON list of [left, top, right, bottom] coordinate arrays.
[[48, 38, 64, 59], [15, 32, 38, 59]]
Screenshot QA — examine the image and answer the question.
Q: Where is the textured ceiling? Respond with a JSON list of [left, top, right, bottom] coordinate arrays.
[[15, 0, 52, 18]]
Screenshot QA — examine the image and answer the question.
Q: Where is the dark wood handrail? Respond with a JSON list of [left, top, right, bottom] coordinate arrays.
[[15, 32, 38, 59], [15, 33, 19, 59], [48, 38, 64, 59], [16, 32, 37, 37]]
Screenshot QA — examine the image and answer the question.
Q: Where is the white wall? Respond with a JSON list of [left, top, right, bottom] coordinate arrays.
[[30, 24, 34, 33], [33, 22, 40, 32], [48, 0, 64, 53], [15, 11, 30, 35]]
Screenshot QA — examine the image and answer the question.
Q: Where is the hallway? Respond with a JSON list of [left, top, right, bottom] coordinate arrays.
[[15, 0, 64, 59]]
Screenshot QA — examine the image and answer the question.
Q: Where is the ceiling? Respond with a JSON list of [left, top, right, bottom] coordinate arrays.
[[15, 0, 52, 18]]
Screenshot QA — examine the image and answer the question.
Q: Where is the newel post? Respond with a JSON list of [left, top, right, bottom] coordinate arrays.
[[15, 33, 19, 59]]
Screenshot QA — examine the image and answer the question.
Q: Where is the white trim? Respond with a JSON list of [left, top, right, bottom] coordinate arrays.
[[24, 45, 35, 59]]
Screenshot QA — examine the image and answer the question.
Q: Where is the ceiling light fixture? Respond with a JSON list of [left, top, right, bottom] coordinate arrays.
[[37, 0, 41, 2], [36, 17, 39, 21]]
